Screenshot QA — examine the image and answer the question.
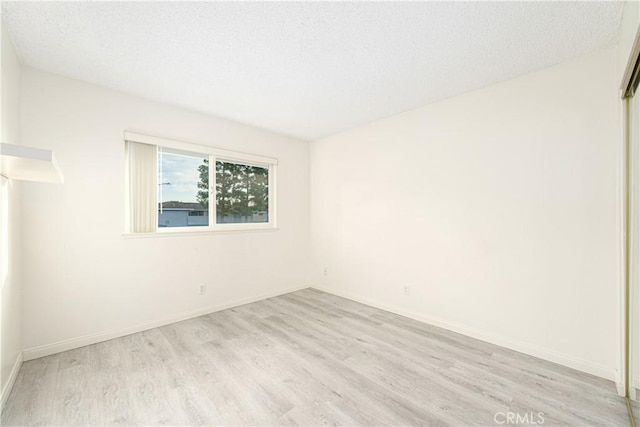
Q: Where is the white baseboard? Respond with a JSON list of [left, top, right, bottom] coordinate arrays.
[[313, 286, 617, 382], [1, 352, 23, 410], [22, 284, 618, 383], [23, 285, 309, 361]]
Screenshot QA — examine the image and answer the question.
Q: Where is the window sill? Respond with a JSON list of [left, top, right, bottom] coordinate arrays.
[[122, 227, 279, 239]]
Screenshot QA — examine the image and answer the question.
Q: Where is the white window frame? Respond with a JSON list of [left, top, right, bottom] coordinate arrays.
[[124, 131, 277, 235]]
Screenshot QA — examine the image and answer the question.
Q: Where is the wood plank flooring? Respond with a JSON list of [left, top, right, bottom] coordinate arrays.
[[1, 289, 631, 426]]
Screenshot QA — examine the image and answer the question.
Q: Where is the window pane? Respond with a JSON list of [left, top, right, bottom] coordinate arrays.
[[216, 161, 268, 224], [158, 149, 209, 228]]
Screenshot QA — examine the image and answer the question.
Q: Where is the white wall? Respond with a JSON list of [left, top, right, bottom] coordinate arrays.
[[20, 68, 309, 356], [310, 46, 621, 381], [1, 21, 23, 400]]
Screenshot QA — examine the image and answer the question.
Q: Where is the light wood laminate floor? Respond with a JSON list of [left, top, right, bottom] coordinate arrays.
[[1, 289, 630, 426]]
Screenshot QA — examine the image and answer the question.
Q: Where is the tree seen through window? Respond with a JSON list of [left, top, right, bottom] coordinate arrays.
[[197, 159, 268, 223]]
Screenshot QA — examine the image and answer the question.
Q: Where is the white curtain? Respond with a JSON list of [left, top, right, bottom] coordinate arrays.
[[125, 141, 157, 233]]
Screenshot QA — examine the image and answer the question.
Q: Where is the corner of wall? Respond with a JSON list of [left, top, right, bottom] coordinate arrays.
[[0, 17, 24, 405]]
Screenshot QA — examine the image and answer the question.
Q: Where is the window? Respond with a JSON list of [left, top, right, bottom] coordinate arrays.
[[125, 132, 277, 234], [158, 148, 209, 228], [215, 161, 269, 224]]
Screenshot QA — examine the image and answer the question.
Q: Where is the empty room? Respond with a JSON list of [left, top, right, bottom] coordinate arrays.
[[2, 1, 640, 426]]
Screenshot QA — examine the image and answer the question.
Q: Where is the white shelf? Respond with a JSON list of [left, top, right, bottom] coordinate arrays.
[[0, 143, 63, 183]]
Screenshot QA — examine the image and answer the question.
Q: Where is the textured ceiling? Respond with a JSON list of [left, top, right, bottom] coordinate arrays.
[[1, 1, 624, 140]]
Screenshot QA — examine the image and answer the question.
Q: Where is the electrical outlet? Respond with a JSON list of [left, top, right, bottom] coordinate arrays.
[[403, 285, 411, 296], [199, 284, 207, 295], [323, 267, 328, 277]]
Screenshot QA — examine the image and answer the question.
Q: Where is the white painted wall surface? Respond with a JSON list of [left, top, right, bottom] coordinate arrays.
[[310, 47, 621, 381], [20, 68, 309, 354], [1, 21, 23, 397]]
